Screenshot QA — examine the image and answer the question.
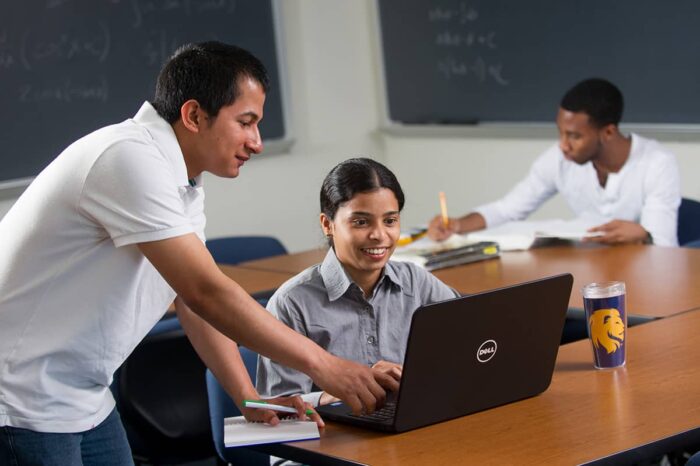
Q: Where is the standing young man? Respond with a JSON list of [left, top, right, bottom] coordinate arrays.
[[0, 42, 395, 465], [428, 78, 681, 247]]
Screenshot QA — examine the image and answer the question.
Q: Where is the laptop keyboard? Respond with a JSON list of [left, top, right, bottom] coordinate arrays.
[[348, 401, 397, 422]]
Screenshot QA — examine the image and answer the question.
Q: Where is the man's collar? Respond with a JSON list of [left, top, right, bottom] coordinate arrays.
[[133, 101, 199, 188]]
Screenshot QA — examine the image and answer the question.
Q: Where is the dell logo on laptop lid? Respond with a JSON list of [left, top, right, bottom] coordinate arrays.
[[477, 339, 497, 363]]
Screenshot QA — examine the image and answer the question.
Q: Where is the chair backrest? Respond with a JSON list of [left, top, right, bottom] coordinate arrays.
[[687, 451, 700, 466], [205, 347, 269, 465], [206, 236, 287, 265], [678, 197, 700, 246], [115, 320, 215, 464]]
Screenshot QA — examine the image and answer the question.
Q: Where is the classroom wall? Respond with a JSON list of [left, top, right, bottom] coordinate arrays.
[[1, 0, 699, 252]]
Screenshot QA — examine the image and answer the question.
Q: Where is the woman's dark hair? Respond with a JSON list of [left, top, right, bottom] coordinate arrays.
[[320, 157, 405, 221], [560, 78, 624, 128], [151, 41, 269, 123]]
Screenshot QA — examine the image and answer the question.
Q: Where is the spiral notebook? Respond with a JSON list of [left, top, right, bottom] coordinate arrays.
[[392, 238, 500, 270], [223, 416, 319, 448]]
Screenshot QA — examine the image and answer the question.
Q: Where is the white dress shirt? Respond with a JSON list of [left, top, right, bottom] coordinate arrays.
[[474, 133, 681, 246]]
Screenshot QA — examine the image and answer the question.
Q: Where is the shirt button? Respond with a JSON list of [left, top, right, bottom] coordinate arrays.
[[367, 336, 376, 344]]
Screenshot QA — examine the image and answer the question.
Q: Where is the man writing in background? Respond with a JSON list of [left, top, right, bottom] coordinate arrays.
[[428, 78, 681, 247]]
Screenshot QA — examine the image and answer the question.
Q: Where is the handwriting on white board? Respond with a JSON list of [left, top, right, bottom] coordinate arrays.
[[18, 77, 109, 103], [20, 23, 110, 71], [435, 30, 496, 49], [427, 2, 510, 86], [437, 55, 508, 84], [428, 3, 479, 23], [3, 0, 240, 104]]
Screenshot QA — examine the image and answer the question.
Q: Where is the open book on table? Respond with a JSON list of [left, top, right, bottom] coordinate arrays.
[[223, 415, 319, 448], [465, 218, 605, 251]]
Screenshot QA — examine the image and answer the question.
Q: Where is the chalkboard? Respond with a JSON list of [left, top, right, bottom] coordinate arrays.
[[378, 0, 700, 126], [1, 0, 286, 186]]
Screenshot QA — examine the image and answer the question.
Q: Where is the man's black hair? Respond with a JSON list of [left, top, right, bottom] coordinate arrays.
[[151, 41, 269, 123], [560, 78, 624, 127]]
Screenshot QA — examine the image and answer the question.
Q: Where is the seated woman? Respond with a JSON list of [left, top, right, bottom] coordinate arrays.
[[257, 157, 459, 406]]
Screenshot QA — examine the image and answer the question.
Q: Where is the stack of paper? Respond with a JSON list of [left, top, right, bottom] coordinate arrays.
[[466, 218, 605, 251], [223, 416, 319, 448]]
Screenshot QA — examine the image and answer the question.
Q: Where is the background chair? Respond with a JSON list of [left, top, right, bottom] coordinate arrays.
[[114, 316, 216, 465], [206, 236, 287, 265], [206, 347, 269, 465], [678, 197, 700, 246], [687, 451, 700, 466], [206, 235, 288, 306]]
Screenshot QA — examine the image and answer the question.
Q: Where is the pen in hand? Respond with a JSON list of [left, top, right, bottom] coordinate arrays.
[[243, 400, 315, 417], [439, 191, 449, 228]]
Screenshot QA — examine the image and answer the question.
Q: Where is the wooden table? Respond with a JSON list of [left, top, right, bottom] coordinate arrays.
[[238, 247, 327, 274], [218, 264, 294, 297], [239, 244, 700, 318], [432, 243, 700, 318], [258, 309, 700, 465]]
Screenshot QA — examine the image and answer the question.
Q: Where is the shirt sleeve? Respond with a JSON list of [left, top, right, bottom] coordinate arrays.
[[639, 152, 681, 247], [79, 140, 194, 247], [475, 147, 560, 228], [256, 292, 317, 400], [415, 265, 461, 301]]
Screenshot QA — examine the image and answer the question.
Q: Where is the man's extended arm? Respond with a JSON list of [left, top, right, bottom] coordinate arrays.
[[138, 234, 398, 413], [175, 297, 323, 425]]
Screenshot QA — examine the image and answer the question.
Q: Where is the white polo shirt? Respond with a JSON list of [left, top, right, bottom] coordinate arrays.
[[475, 133, 681, 246], [0, 102, 205, 432]]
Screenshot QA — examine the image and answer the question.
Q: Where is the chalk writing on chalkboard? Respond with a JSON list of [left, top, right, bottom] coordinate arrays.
[[379, 0, 700, 125], [427, 3, 509, 86], [1, 0, 286, 185]]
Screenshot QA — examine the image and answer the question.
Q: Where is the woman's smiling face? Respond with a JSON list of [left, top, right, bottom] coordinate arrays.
[[321, 187, 401, 287]]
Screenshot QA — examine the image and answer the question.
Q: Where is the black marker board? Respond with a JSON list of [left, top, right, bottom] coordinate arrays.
[[1, 0, 285, 184], [378, 0, 700, 126]]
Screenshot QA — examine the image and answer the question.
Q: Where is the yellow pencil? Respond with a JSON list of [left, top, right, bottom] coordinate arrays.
[[439, 191, 449, 227]]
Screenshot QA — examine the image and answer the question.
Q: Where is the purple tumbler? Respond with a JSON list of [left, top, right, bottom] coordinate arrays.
[[582, 281, 626, 369]]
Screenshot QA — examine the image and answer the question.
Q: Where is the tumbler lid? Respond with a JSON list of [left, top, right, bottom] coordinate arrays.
[[582, 281, 626, 298]]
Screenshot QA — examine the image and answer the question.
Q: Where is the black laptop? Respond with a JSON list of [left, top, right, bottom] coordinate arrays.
[[316, 273, 573, 433]]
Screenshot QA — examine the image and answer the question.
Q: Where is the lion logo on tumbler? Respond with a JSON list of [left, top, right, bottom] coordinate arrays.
[[589, 308, 625, 354]]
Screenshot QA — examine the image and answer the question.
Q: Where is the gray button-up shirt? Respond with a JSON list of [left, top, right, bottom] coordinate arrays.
[[256, 249, 460, 406]]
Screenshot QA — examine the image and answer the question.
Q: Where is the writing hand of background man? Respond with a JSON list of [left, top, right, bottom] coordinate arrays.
[[427, 215, 460, 241]]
